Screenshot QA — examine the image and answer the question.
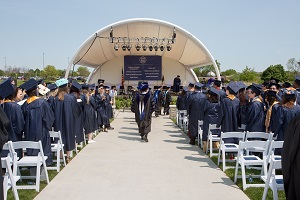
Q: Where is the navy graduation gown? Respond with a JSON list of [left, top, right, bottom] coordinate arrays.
[[70, 92, 84, 144], [187, 91, 206, 138], [82, 94, 97, 134], [105, 94, 113, 119], [22, 98, 54, 165], [245, 98, 265, 132], [52, 94, 80, 151], [173, 77, 181, 92], [217, 96, 240, 132], [176, 94, 187, 111], [272, 105, 300, 141], [202, 99, 220, 141], [95, 93, 109, 126]]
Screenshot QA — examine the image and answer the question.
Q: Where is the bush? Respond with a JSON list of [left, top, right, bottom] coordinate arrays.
[[115, 96, 132, 109]]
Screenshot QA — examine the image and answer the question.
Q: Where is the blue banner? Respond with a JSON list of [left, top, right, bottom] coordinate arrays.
[[124, 56, 162, 80]]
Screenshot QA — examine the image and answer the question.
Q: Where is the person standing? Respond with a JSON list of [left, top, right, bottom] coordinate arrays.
[[52, 78, 80, 163], [173, 75, 181, 94], [163, 86, 172, 115], [282, 116, 300, 200], [131, 83, 155, 142], [245, 84, 265, 132], [153, 86, 164, 117], [187, 82, 206, 145], [95, 85, 109, 132], [21, 79, 55, 165]]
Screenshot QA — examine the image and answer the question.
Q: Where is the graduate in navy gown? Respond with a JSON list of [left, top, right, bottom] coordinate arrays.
[[52, 78, 80, 162], [0, 80, 24, 158], [163, 86, 172, 115], [187, 82, 206, 145], [95, 85, 109, 132], [202, 87, 220, 152], [217, 82, 241, 139], [104, 86, 114, 130], [245, 84, 265, 132], [172, 75, 181, 94], [272, 87, 300, 142], [176, 86, 187, 111], [69, 81, 84, 144], [154, 86, 164, 117], [46, 83, 58, 108], [82, 84, 97, 143], [213, 80, 226, 100], [21, 79, 54, 165], [265, 90, 280, 133]]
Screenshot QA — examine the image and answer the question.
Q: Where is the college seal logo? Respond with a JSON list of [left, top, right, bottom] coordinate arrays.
[[139, 56, 147, 64]]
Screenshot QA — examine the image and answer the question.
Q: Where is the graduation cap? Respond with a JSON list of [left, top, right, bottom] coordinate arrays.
[[227, 82, 239, 94], [67, 77, 73, 84], [265, 90, 277, 98], [182, 86, 188, 92], [269, 82, 280, 90], [250, 84, 262, 95], [262, 81, 269, 88], [71, 80, 82, 91], [282, 82, 291, 88], [47, 83, 58, 91], [0, 79, 15, 99], [194, 82, 203, 90], [294, 76, 300, 86], [81, 83, 89, 90], [104, 86, 110, 90], [38, 84, 50, 96], [55, 78, 68, 88], [208, 87, 219, 96], [19, 78, 39, 92], [98, 79, 105, 84], [89, 84, 96, 90], [237, 81, 247, 91], [283, 87, 297, 97], [188, 82, 195, 88], [177, 75, 180, 77], [213, 80, 222, 86], [139, 83, 149, 90], [270, 77, 280, 84]]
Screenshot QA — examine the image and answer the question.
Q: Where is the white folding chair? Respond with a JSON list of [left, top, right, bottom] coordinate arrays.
[[183, 115, 189, 133], [264, 140, 283, 175], [206, 124, 221, 157], [10, 141, 49, 192], [234, 140, 269, 190], [217, 131, 245, 171], [197, 120, 203, 148], [2, 156, 20, 200], [261, 154, 283, 200], [177, 110, 187, 129], [48, 131, 66, 172]]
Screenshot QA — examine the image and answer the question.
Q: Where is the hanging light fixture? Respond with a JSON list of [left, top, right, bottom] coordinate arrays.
[[159, 44, 165, 51], [142, 44, 147, 51]]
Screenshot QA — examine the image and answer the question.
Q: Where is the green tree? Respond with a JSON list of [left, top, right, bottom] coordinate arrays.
[[0, 69, 4, 76], [193, 60, 221, 77], [261, 64, 286, 82], [221, 69, 237, 76], [57, 69, 66, 77], [239, 66, 258, 82], [286, 58, 300, 75], [40, 65, 58, 80], [77, 66, 90, 77]]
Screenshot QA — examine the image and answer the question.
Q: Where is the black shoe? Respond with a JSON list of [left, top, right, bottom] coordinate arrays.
[[143, 136, 149, 142], [107, 127, 114, 130], [189, 139, 195, 145]]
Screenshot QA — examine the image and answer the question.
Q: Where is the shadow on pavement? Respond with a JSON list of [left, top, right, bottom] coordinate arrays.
[[184, 156, 219, 169], [119, 132, 139, 136], [121, 127, 139, 130], [118, 135, 141, 141], [212, 177, 240, 189]]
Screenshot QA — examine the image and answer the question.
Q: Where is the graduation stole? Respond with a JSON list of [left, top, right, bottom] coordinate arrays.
[[3, 99, 14, 103], [265, 101, 279, 132], [227, 94, 236, 100], [253, 97, 262, 103], [26, 96, 39, 104]]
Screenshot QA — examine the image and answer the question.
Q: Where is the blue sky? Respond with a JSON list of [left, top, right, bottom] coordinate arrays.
[[1, 0, 299, 72]]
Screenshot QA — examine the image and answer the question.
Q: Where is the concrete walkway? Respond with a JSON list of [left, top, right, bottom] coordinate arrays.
[[35, 110, 249, 200]]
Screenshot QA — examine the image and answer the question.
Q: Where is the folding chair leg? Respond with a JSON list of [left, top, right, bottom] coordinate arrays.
[[206, 138, 209, 154], [36, 165, 41, 192], [222, 150, 226, 171], [241, 163, 247, 190], [217, 148, 221, 166], [56, 149, 60, 172], [210, 138, 213, 158]]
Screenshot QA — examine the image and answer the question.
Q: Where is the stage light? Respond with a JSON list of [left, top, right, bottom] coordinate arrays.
[[135, 43, 141, 51], [148, 44, 153, 51], [114, 43, 119, 51], [127, 44, 132, 51], [142, 44, 147, 51], [154, 44, 159, 51], [159, 44, 164, 51], [121, 44, 127, 51], [110, 27, 113, 43], [166, 43, 172, 51], [172, 28, 176, 44]]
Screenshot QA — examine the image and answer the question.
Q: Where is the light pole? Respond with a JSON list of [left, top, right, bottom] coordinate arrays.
[[4, 57, 6, 72], [43, 53, 45, 69]]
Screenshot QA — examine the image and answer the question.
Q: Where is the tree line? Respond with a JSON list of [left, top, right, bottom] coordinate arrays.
[[0, 65, 90, 82], [194, 58, 300, 83]]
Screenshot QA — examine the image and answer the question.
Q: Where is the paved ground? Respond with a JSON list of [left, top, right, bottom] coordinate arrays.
[[35, 110, 249, 200]]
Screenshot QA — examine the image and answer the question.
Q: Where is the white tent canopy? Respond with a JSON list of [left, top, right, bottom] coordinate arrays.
[[65, 18, 220, 87]]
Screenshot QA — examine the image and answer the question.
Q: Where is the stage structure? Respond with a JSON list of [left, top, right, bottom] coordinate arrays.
[[65, 18, 220, 90]]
